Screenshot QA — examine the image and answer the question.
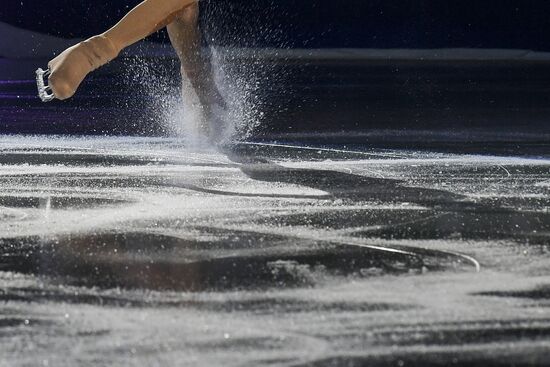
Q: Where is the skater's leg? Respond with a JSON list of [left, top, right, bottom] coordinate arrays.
[[167, 3, 203, 84], [47, 0, 198, 100], [167, 4, 225, 138]]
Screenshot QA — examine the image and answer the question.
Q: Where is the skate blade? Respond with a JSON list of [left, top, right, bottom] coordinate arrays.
[[35, 68, 56, 102]]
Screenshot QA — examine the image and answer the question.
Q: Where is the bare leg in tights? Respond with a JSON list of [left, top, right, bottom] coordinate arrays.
[[46, 0, 222, 138], [166, 3, 225, 138]]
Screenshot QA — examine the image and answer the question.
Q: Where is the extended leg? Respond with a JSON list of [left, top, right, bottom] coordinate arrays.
[[47, 0, 197, 100]]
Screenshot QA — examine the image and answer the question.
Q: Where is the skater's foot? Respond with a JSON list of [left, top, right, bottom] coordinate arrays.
[[47, 35, 119, 100]]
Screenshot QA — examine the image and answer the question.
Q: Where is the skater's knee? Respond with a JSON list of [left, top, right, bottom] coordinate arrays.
[[176, 2, 199, 25]]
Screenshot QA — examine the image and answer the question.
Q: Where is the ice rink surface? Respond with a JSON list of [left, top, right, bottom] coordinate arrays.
[[0, 135, 549, 366], [2, 44, 550, 365]]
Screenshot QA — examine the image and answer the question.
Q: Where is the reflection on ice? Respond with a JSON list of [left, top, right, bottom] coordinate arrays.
[[1, 230, 474, 291]]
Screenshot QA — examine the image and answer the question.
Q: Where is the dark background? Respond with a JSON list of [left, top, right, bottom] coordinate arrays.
[[1, 0, 550, 147], [3, 0, 550, 50]]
